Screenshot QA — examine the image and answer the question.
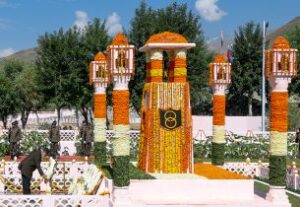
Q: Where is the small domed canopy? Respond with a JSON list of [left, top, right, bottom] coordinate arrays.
[[111, 33, 129, 45], [140, 31, 195, 52], [146, 32, 188, 44], [272, 36, 290, 49], [212, 54, 227, 63], [94, 52, 106, 61]]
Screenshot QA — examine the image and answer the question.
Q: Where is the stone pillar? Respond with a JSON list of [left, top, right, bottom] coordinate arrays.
[[212, 85, 226, 165], [112, 87, 131, 206], [266, 77, 290, 206], [93, 86, 107, 165], [172, 49, 187, 82], [146, 50, 163, 82]]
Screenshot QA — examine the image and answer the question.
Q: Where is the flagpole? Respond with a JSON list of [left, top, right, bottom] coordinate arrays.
[[262, 21, 266, 135]]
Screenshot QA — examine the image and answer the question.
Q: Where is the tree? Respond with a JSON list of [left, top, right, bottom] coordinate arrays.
[[285, 26, 300, 96], [0, 72, 17, 128], [75, 18, 110, 123], [0, 60, 23, 128], [36, 28, 78, 124], [36, 19, 110, 124], [227, 21, 263, 116], [128, 1, 212, 114], [15, 62, 42, 129]]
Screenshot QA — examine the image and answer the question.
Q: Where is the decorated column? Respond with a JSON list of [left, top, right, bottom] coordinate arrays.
[[89, 52, 109, 165], [265, 37, 297, 206], [209, 54, 231, 165], [107, 33, 134, 192], [169, 49, 187, 82], [146, 50, 163, 82], [138, 32, 195, 173]]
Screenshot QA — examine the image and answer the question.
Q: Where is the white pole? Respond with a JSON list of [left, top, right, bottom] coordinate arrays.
[[262, 21, 266, 134]]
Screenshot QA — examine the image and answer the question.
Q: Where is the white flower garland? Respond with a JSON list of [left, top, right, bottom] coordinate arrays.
[[68, 164, 103, 195], [150, 50, 163, 60], [94, 118, 106, 142], [175, 49, 186, 59], [45, 157, 57, 179], [270, 131, 287, 156], [212, 125, 226, 144], [112, 125, 130, 156]]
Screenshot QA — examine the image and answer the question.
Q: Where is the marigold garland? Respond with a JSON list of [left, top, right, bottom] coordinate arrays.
[[147, 76, 162, 82], [112, 90, 129, 125], [147, 60, 163, 69], [138, 82, 192, 173], [94, 94, 106, 118], [194, 163, 249, 179], [270, 92, 288, 132], [146, 32, 188, 44], [111, 33, 129, 45], [213, 95, 226, 126], [174, 58, 187, 68]]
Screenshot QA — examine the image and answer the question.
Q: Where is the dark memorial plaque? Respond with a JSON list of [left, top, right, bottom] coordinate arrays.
[[160, 109, 181, 130]]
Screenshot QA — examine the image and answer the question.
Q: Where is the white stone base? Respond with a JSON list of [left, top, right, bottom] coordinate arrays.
[[266, 186, 291, 207], [129, 178, 254, 205], [112, 186, 132, 207]]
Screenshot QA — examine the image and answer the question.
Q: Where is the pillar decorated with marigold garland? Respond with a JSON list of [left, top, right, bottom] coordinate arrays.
[[89, 52, 109, 165], [265, 37, 297, 206], [107, 33, 134, 201], [138, 32, 195, 174], [209, 54, 231, 165]]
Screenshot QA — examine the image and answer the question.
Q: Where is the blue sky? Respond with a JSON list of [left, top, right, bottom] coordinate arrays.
[[0, 0, 300, 57]]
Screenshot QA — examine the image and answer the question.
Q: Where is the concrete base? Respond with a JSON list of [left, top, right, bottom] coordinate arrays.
[[112, 186, 133, 207], [265, 186, 291, 207], [129, 178, 254, 204], [109, 176, 291, 207]]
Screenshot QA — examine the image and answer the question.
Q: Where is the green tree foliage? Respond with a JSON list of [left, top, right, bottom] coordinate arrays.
[[76, 19, 110, 122], [285, 26, 300, 96], [0, 71, 16, 128], [128, 1, 212, 114], [15, 62, 42, 128], [36, 19, 110, 124], [227, 21, 263, 115], [36, 28, 78, 123], [0, 60, 40, 129]]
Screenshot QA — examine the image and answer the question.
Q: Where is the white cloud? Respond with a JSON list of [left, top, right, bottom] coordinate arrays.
[[0, 48, 15, 58], [195, 0, 226, 22], [106, 12, 123, 36], [74, 10, 89, 30]]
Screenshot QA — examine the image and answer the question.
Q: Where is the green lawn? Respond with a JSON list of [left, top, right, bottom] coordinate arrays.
[[254, 181, 300, 207]]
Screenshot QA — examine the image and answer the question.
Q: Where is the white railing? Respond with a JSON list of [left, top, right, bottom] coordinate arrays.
[[0, 195, 110, 207], [0, 160, 111, 195], [223, 162, 300, 191], [0, 130, 141, 156]]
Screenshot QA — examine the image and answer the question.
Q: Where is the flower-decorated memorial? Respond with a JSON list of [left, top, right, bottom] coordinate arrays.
[[89, 51, 109, 165], [265, 36, 297, 206], [138, 32, 195, 174], [209, 54, 231, 165]]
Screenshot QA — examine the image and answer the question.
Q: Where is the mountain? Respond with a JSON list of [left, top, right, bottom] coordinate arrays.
[[207, 16, 300, 53], [266, 16, 300, 44], [0, 47, 37, 63], [207, 37, 233, 54]]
